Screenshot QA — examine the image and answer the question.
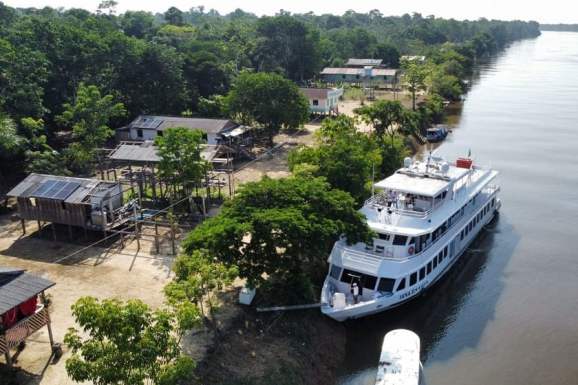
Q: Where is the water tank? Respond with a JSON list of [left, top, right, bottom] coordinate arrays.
[[404, 157, 412, 168]]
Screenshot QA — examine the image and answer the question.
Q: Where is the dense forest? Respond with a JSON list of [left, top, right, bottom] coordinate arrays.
[[540, 24, 578, 31], [0, 1, 540, 186]]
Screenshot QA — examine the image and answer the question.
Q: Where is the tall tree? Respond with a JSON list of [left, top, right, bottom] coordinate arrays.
[[183, 176, 372, 288], [402, 61, 428, 110], [154, 127, 210, 198], [57, 83, 126, 173], [64, 297, 199, 385], [226, 72, 309, 145], [288, 116, 381, 204]]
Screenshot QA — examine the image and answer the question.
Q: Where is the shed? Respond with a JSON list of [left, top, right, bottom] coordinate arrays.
[[7, 174, 124, 231], [0, 267, 57, 366], [320, 67, 401, 86]]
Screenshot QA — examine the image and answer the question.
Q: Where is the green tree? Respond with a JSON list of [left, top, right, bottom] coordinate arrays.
[[120, 11, 156, 39], [183, 176, 371, 289], [64, 297, 199, 385], [355, 100, 405, 141], [164, 6, 184, 26], [402, 61, 428, 110], [288, 116, 380, 204], [155, 127, 210, 199], [20, 117, 69, 175], [165, 249, 238, 320], [57, 83, 126, 173], [226, 72, 309, 145]]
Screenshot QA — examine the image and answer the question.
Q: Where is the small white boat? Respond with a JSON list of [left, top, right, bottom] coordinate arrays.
[[375, 329, 424, 385]]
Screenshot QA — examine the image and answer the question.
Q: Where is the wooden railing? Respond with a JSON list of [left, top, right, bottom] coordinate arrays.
[[0, 305, 50, 354]]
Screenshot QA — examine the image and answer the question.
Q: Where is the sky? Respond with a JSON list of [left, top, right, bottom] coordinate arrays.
[[3, 0, 578, 24]]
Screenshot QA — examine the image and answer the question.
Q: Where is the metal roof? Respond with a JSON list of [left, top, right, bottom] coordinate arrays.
[[0, 269, 54, 314], [108, 142, 161, 163], [321, 67, 362, 76], [346, 58, 383, 66], [126, 115, 238, 135], [373, 68, 400, 76], [7, 174, 118, 204]]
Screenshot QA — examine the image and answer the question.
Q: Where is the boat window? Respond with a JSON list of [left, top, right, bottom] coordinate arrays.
[[396, 278, 406, 291], [433, 258, 438, 269], [438, 252, 443, 263], [492, 198, 495, 207], [377, 278, 396, 293], [409, 237, 415, 244], [340, 269, 377, 291], [444, 246, 448, 257], [330, 265, 342, 280], [378, 233, 390, 241], [375, 245, 384, 253], [393, 235, 408, 246], [419, 267, 426, 280], [410, 272, 417, 286], [427, 262, 432, 274], [365, 239, 374, 250], [441, 191, 447, 199], [460, 229, 464, 240]]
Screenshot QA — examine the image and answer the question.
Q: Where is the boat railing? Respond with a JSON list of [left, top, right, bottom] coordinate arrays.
[[365, 195, 432, 219]]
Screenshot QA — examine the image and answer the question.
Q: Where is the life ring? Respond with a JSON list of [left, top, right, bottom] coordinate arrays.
[[408, 246, 415, 255]]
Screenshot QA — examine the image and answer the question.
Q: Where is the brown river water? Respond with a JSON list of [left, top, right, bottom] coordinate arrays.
[[338, 31, 578, 385]]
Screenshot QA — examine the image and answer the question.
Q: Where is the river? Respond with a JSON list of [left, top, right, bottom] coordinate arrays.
[[338, 31, 578, 385]]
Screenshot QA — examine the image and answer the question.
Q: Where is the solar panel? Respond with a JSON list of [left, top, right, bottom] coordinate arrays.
[[30, 180, 58, 197], [54, 182, 80, 200], [30, 180, 80, 200]]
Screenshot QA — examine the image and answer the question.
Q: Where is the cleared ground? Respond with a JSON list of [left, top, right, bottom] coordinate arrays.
[[0, 216, 175, 384]]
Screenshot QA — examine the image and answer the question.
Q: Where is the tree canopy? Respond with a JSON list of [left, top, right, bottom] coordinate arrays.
[[225, 72, 309, 144], [182, 176, 372, 288], [64, 296, 199, 385]]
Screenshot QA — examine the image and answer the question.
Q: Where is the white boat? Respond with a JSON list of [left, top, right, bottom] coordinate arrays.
[[321, 154, 501, 321], [375, 329, 423, 385]]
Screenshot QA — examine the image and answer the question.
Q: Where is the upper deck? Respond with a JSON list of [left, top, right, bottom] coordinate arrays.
[[361, 156, 498, 236]]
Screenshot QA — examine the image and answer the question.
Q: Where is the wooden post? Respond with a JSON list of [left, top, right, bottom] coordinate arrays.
[[154, 218, 160, 254], [37, 220, 42, 236], [21, 218, 26, 235], [4, 351, 12, 367], [133, 204, 140, 253], [51, 223, 57, 242], [170, 216, 176, 256]]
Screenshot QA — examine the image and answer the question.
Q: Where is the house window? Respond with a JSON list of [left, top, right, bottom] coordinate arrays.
[[29, 197, 37, 207], [137, 129, 143, 138], [396, 278, 406, 291], [312, 99, 319, 106], [157, 130, 163, 137], [342, 75, 346, 79]]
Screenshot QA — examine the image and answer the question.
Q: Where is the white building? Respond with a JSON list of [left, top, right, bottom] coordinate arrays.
[[300, 88, 344, 115]]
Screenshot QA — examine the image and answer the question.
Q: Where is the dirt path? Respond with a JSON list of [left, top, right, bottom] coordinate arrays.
[[0, 216, 174, 384]]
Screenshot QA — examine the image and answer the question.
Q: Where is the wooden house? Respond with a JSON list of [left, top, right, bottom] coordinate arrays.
[[116, 115, 240, 145], [7, 174, 125, 231]]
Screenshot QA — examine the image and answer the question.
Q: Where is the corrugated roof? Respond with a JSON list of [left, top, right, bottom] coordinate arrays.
[[109, 142, 161, 163], [321, 67, 362, 75], [128, 115, 238, 135], [0, 269, 54, 314], [300, 88, 330, 99], [7, 174, 117, 204], [346, 58, 383, 66], [373, 68, 400, 76]]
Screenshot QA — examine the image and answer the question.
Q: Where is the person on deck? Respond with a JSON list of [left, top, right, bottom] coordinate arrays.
[[351, 282, 360, 304]]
